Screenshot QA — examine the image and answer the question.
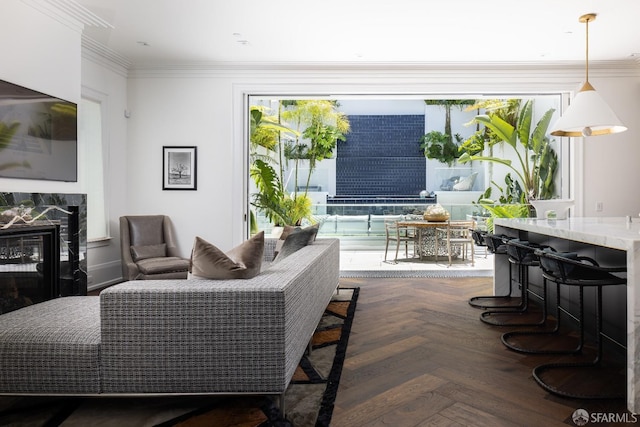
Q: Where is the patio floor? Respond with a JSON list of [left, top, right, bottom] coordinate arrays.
[[339, 243, 494, 278]]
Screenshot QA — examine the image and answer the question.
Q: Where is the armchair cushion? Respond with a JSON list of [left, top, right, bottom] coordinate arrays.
[[127, 216, 165, 246], [190, 231, 264, 280], [137, 257, 190, 275], [130, 243, 167, 262]]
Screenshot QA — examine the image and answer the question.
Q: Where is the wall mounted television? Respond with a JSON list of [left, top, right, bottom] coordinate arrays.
[[0, 79, 77, 182]]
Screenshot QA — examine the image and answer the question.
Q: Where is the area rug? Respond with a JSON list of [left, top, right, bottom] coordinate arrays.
[[0, 287, 359, 427]]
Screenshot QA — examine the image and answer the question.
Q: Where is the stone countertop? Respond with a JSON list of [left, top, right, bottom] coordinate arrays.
[[494, 217, 640, 251]]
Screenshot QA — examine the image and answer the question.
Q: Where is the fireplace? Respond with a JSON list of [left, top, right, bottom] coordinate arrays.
[[0, 224, 59, 314], [0, 192, 87, 315]]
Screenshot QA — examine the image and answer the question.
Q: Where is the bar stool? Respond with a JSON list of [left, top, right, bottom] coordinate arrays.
[[471, 229, 488, 258], [500, 247, 583, 355], [480, 239, 547, 326], [468, 234, 514, 309], [530, 249, 627, 399]]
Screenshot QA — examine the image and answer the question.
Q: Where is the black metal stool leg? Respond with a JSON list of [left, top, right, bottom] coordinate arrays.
[[480, 260, 544, 326], [469, 235, 521, 309], [529, 250, 626, 400], [501, 280, 583, 354]]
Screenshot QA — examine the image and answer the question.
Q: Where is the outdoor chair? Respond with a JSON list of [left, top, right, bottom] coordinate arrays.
[[434, 220, 475, 266], [384, 220, 417, 263]]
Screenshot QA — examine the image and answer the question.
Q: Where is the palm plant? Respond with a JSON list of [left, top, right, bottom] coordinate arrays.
[[281, 100, 350, 197], [249, 106, 313, 226]]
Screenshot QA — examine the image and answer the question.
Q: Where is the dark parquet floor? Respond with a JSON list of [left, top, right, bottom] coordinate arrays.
[[331, 277, 636, 427]]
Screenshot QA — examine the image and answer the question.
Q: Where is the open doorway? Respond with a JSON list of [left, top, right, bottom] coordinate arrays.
[[248, 93, 569, 245]]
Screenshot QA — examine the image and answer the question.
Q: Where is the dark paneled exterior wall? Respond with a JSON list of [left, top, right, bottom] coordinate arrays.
[[336, 115, 425, 195]]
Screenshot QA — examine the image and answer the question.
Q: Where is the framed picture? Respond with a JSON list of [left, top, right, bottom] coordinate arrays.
[[163, 146, 197, 190]]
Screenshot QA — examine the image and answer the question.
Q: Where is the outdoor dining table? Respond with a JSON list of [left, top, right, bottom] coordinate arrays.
[[396, 219, 450, 260]]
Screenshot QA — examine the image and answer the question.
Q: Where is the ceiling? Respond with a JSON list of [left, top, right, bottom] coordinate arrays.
[[73, 0, 640, 68]]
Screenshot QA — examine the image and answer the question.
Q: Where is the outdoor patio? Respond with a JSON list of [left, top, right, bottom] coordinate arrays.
[[338, 241, 494, 278]]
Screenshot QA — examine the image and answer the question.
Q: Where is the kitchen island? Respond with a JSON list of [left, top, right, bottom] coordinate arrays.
[[494, 217, 639, 412]]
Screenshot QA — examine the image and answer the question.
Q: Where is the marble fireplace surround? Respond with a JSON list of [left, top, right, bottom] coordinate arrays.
[[494, 217, 640, 413]]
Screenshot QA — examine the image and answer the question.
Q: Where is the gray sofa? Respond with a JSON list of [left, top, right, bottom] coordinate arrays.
[[0, 237, 340, 411]]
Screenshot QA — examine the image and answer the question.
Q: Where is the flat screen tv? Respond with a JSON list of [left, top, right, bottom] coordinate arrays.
[[0, 79, 77, 182]]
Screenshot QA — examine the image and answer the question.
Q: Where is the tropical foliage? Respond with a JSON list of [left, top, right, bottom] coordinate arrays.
[[249, 101, 350, 227], [281, 100, 350, 195], [420, 130, 464, 166], [420, 100, 475, 165], [478, 200, 531, 233], [458, 99, 558, 202], [249, 106, 313, 226]]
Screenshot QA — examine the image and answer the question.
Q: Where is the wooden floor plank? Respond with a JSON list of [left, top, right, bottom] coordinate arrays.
[[333, 277, 633, 427]]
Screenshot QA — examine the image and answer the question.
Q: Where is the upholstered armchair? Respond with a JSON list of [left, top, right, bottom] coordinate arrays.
[[119, 215, 190, 280]]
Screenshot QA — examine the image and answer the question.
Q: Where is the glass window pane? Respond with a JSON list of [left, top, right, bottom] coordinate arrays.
[[79, 97, 107, 240]]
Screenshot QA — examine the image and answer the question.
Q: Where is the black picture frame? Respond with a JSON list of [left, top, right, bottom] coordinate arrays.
[[162, 146, 197, 190]]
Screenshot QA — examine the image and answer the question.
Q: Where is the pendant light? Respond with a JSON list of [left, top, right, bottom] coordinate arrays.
[[550, 13, 627, 137]]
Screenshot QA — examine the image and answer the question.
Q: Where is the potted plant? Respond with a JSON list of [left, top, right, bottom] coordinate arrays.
[[420, 99, 477, 166], [419, 130, 464, 166]]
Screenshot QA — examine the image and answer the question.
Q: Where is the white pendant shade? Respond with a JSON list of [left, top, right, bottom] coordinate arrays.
[[550, 83, 628, 137], [550, 14, 627, 138]]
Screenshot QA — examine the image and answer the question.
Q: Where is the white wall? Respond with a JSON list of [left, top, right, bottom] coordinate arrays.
[[125, 74, 237, 256], [125, 66, 640, 263], [0, 0, 82, 195], [81, 51, 129, 288], [578, 77, 640, 217]]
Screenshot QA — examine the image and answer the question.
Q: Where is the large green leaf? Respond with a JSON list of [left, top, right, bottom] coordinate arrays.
[[458, 152, 512, 167], [474, 115, 517, 149], [531, 108, 555, 153]]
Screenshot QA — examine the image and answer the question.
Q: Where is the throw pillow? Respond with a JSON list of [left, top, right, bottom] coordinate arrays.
[[274, 224, 320, 259], [130, 243, 167, 262], [190, 231, 264, 280], [273, 225, 319, 263], [274, 225, 300, 255]]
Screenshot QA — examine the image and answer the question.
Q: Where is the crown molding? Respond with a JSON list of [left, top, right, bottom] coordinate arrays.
[[82, 35, 132, 75], [127, 59, 640, 79], [22, 0, 113, 32]]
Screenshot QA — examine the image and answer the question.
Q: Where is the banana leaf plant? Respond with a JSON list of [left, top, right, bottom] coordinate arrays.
[[458, 99, 558, 201]]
